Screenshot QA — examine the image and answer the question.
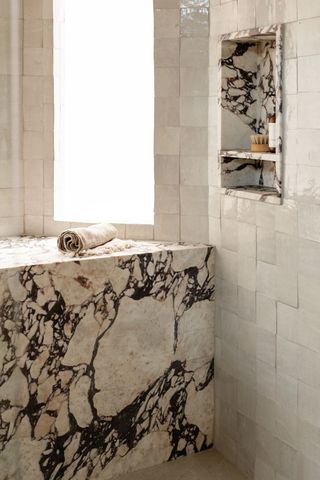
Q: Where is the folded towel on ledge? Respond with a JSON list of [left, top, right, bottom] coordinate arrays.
[[57, 223, 118, 254]]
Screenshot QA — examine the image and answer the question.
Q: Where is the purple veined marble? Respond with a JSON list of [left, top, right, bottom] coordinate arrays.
[[0, 237, 215, 480], [218, 24, 283, 203]]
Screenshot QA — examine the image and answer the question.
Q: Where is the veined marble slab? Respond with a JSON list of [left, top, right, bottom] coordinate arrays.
[[221, 186, 281, 204], [0, 236, 211, 270], [219, 24, 283, 201], [0, 237, 215, 480], [220, 149, 280, 162]]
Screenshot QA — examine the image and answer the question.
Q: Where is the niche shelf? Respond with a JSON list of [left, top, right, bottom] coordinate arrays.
[[219, 25, 282, 204]]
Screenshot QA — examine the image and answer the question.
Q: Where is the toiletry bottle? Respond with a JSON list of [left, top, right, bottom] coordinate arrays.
[[268, 114, 276, 153]]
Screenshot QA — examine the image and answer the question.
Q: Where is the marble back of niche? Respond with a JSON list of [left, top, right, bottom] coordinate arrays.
[[0, 238, 215, 480]]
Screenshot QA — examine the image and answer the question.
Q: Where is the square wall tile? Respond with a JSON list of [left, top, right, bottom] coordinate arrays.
[[238, 222, 256, 258], [180, 7, 209, 38], [276, 232, 298, 270], [180, 155, 208, 185], [256, 327, 276, 367], [297, 17, 320, 57], [23, 131, 43, 159], [24, 158, 43, 188], [23, 104, 43, 132], [180, 67, 209, 96], [24, 19, 43, 47], [180, 127, 208, 155], [237, 0, 255, 30], [24, 214, 43, 235], [255, 0, 275, 27], [155, 68, 180, 97], [125, 224, 154, 240], [23, 76, 43, 105], [275, 0, 297, 23], [298, 0, 320, 20], [275, 201, 297, 236], [298, 203, 320, 243], [238, 286, 256, 323], [276, 266, 298, 307], [277, 336, 299, 379], [257, 261, 276, 298], [155, 126, 180, 155], [154, 214, 180, 241], [180, 96, 209, 127], [154, 38, 180, 67], [283, 22, 297, 60], [24, 0, 42, 18], [180, 185, 208, 216], [237, 198, 256, 224], [298, 238, 320, 280], [217, 248, 238, 284], [298, 382, 320, 428], [180, 37, 209, 67], [181, 215, 209, 243], [257, 227, 276, 264], [42, 0, 53, 19], [155, 185, 180, 214], [155, 155, 179, 185], [218, 1, 238, 34], [222, 195, 238, 219], [155, 97, 180, 126], [154, 9, 180, 38], [298, 56, 320, 93], [256, 292, 276, 334], [283, 58, 297, 95], [237, 255, 256, 291], [24, 187, 43, 217], [221, 218, 238, 252], [256, 203, 275, 230], [0, 188, 23, 217], [298, 93, 320, 129]]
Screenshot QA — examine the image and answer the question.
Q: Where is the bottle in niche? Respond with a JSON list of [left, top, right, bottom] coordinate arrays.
[[268, 114, 276, 153]]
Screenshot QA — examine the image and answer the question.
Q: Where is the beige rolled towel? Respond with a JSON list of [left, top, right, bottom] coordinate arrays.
[[57, 223, 118, 254]]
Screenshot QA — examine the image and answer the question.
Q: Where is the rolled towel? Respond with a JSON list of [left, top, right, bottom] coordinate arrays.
[[57, 223, 118, 254]]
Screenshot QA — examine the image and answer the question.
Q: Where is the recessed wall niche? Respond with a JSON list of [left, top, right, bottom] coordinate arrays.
[[219, 25, 282, 204]]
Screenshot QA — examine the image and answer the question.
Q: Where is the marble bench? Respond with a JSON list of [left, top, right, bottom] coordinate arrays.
[[0, 237, 215, 480]]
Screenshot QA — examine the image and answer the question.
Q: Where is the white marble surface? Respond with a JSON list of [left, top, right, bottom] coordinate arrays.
[[0, 236, 212, 270], [0, 236, 215, 480]]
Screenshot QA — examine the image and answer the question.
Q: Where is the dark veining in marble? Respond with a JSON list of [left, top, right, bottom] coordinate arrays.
[[221, 41, 276, 134], [41, 359, 214, 479], [221, 42, 258, 131], [0, 248, 214, 479], [221, 157, 279, 192]]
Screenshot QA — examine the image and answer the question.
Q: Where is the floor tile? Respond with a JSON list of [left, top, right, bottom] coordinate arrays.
[[115, 449, 247, 480]]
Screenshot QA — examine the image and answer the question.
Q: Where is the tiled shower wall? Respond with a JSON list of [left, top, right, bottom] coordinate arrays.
[[21, 0, 211, 242], [154, 0, 211, 243], [209, 2, 320, 479], [0, 0, 24, 236]]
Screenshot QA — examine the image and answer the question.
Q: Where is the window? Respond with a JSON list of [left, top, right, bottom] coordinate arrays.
[[54, 1, 154, 224]]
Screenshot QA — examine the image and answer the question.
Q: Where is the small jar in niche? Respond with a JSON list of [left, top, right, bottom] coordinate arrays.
[[268, 114, 276, 153]]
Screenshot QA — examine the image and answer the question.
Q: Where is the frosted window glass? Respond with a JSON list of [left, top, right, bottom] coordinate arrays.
[[54, 0, 154, 224]]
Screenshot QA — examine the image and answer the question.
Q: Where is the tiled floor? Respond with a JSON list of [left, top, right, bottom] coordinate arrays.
[[116, 449, 247, 480]]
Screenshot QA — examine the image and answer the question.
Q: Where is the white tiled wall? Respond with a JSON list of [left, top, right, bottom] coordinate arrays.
[[0, 0, 24, 235], [154, 0, 210, 242], [210, 2, 320, 479]]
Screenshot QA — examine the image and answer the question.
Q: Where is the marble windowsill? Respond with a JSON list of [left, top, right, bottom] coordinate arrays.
[[0, 236, 213, 270], [220, 150, 280, 162], [220, 186, 281, 204]]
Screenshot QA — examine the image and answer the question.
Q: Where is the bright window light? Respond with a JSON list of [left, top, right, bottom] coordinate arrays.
[[54, 1, 154, 224]]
